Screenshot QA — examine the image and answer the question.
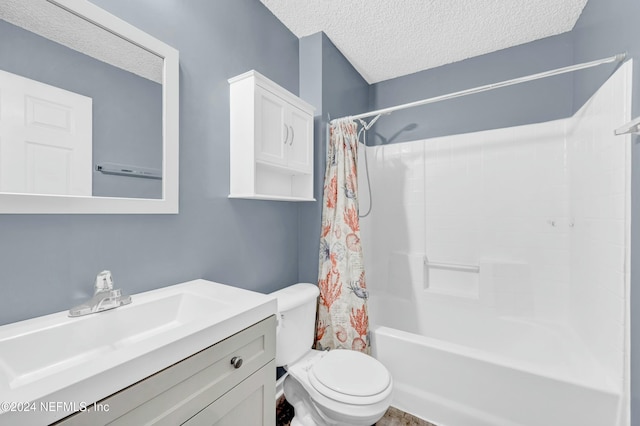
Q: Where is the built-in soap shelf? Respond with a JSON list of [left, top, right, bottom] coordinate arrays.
[[425, 259, 480, 274]]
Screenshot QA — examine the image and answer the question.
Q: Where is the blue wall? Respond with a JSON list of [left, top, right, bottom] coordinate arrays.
[[0, 0, 301, 326], [297, 33, 370, 283], [369, 33, 575, 144], [369, 1, 638, 146]]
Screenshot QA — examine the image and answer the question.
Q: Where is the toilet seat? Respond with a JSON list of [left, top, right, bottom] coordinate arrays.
[[308, 350, 392, 405]]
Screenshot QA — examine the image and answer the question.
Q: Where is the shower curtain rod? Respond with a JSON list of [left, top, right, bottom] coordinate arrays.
[[332, 53, 627, 124]]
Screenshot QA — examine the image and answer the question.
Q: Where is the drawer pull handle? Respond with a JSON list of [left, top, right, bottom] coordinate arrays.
[[230, 356, 243, 369]]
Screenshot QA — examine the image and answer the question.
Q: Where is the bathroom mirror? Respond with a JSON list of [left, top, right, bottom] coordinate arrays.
[[0, 0, 179, 213]]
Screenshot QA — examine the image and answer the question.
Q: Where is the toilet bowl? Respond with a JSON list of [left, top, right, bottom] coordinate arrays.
[[285, 349, 393, 425], [270, 283, 393, 426]]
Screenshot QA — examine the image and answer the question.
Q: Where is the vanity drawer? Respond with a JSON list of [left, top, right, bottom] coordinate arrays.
[[183, 361, 275, 426], [55, 315, 276, 425]]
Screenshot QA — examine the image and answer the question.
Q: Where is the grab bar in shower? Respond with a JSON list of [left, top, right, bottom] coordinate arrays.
[[424, 259, 480, 273]]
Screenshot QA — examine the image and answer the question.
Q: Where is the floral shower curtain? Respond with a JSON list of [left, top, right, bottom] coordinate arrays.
[[315, 118, 369, 353]]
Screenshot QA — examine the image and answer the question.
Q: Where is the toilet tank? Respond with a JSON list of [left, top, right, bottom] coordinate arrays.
[[270, 283, 319, 367]]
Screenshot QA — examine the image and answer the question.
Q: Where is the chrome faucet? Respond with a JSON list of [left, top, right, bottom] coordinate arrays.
[[69, 270, 132, 317]]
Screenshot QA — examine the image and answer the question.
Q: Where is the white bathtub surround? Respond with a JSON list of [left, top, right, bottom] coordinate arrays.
[[567, 72, 631, 387], [361, 61, 632, 426]]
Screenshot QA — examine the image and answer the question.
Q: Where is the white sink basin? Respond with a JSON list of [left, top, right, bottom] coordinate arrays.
[[0, 279, 276, 425]]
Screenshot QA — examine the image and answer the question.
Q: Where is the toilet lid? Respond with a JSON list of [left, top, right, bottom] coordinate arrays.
[[309, 350, 391, 398]]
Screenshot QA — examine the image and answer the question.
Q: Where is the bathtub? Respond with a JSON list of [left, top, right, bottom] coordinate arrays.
[[371, 320, 622, 426]]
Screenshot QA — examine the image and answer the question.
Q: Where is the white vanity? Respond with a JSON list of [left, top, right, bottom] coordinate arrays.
[[0, 280, 277, 425]]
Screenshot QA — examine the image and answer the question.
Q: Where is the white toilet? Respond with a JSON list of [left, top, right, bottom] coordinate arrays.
[[271, 283, 393, 426]]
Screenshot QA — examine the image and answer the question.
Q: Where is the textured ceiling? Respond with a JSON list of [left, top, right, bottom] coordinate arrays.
[[0, 0, 162, 83], [260, 0, 589, 84]]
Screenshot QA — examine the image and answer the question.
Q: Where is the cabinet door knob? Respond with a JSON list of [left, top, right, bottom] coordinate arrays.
[[230, 356, 243, 369], [283, 124, 289, 144], [289, 125, 294, 145]]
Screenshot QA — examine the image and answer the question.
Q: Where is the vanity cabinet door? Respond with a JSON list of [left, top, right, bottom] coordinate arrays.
[[183, 361, 275, 426]]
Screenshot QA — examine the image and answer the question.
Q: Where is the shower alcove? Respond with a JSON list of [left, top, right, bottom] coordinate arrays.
[[359, 60, 632, 426]]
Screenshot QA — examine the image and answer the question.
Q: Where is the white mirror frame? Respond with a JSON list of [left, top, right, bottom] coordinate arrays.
[[0, 0, 179, 214]]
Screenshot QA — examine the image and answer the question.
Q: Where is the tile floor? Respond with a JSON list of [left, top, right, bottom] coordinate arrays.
[[276, 396, 437, 426], [375, 406, 437, 426], [276, 395, 295, 426]]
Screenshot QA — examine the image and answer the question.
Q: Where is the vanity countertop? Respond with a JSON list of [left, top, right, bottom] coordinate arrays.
[[0, 279, 277, 425]]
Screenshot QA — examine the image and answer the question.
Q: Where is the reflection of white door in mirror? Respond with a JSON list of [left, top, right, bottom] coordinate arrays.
[[0, 69, 92, 196]]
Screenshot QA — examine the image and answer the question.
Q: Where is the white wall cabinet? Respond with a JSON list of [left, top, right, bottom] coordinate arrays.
[[54, 316, 276, 426], [229, 70, 315, 201]]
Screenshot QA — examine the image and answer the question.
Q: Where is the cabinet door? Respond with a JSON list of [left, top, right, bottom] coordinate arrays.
[[184, 361, 275, 426], [287, 106, 313, 174], [255, 87, 287, 167]]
